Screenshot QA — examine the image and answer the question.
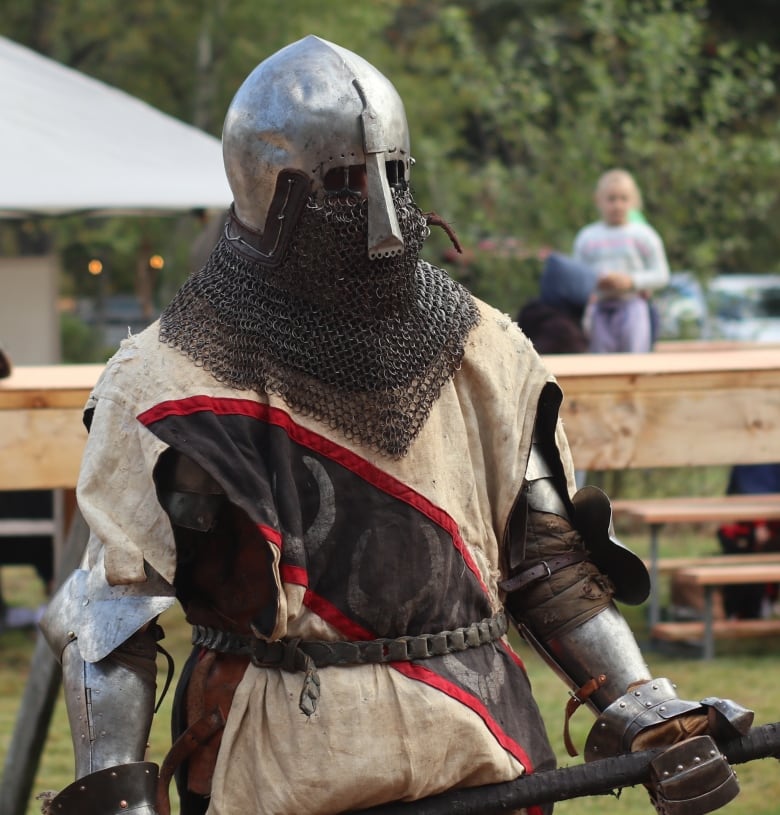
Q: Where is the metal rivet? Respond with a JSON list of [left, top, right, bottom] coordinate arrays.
[[660, 705, 666, 712], [119, 801, 128, 809], [694, 757, 701, 763]]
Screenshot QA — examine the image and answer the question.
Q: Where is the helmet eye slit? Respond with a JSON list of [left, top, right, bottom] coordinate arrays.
[[323, 165, 366, 197], [322, 162, 407, 197], [386, 160, 407, 190]]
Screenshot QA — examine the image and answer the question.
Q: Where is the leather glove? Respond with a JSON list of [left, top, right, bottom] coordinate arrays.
[[630, 709, 711, 752]]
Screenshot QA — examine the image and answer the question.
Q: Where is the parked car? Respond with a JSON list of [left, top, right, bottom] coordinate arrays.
[[706, 274, 780, 342], [653, 271, 708, 340]]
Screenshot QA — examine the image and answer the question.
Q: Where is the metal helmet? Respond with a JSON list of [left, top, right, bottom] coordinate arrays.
[[222, 35, 412, 260]]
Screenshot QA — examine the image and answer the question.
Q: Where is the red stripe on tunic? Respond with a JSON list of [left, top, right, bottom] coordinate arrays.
[[304, 588, 376, 640], [280, 564, 308, 588], [302, 587, 537, 776], [138, 396, 489, 595], [258, 524, 282, 546], [391, 660, 535, 772]]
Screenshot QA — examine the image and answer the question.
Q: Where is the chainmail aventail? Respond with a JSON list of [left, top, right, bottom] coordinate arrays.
[[160, 190, 480, 457]]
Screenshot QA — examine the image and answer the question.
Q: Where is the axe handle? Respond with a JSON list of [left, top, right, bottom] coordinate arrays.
[[348, 722, 780, 815]]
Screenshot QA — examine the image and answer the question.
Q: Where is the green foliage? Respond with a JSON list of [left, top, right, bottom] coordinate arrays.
[[390, 0, 780, 311], [2, 1, 780, 315], [60, 312, 98, 362], [59, 312, 114, 363]]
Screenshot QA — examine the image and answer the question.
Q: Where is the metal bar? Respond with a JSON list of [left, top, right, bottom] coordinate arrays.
[[648, 522, 663, 631], [703, 585, 716, 660]]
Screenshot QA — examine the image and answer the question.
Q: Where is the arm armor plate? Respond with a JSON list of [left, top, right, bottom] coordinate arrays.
[[504, 427, 754, 784], [504, 434, 652, 711], [502, 419, 658, 714], [40, 556, 173, 791], [40, 550, 175, 664]]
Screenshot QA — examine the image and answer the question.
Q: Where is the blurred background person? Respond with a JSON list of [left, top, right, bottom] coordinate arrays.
[[515, 251, 595, 355], [717, 463, 780, 619], [574, 168, 669, 353]]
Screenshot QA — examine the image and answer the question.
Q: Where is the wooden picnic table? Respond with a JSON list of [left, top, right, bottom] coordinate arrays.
[[672, 563, 780, 659], [612, 494, 780, 629]]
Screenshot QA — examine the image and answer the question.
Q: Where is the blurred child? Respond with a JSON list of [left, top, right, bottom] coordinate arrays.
[[574, 169, 670, 352]]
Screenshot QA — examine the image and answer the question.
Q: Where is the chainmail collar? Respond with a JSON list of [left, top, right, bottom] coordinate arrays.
[[160, 190, 479, 457]]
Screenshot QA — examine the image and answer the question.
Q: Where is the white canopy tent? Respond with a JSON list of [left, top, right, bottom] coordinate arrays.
[[0, 35, 232, 217]]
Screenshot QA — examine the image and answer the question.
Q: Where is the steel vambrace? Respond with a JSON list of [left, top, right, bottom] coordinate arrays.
[[60, 634, 157, 778]]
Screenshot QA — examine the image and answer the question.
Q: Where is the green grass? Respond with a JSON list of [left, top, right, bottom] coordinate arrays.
[[2, 526, 779, 815]]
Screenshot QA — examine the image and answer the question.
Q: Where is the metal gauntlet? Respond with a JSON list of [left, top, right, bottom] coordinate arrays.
[[40, 763, 159, 815], [585, 679, 753, 815]]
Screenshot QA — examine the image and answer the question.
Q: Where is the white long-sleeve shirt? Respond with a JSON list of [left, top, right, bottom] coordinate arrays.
[[573, 220, 670, 294]]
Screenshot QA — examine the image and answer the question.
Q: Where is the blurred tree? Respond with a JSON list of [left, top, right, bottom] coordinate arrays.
[[387, 0, 780, 311], [0, 0, 401, 303], [1, 0, 779, 323]]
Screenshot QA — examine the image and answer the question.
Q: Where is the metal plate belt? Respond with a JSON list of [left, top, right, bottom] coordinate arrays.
[[191, 612, 508, 671]]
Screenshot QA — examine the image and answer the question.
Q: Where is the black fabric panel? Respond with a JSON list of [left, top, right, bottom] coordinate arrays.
[[144, 409, 491, 638]]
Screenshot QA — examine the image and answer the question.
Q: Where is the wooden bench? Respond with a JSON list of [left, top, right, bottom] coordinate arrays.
[[646, 552, 780, 573], [611, 494, 780, 630], [652, 563, 780, 659]]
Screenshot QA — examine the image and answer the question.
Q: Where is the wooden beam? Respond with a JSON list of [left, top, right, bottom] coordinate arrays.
[[550, 348, 780, 470], [0, 364, 100, 410], [0, 365, 97, 490], [0, 410, 88, 489], [1, 348, 779, 488]]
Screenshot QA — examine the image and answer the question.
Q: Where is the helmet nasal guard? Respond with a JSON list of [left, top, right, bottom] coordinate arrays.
[[222, 35, 411, 260]]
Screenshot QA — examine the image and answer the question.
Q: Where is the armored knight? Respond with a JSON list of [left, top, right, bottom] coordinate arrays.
[[40, 36, 749, 815]]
